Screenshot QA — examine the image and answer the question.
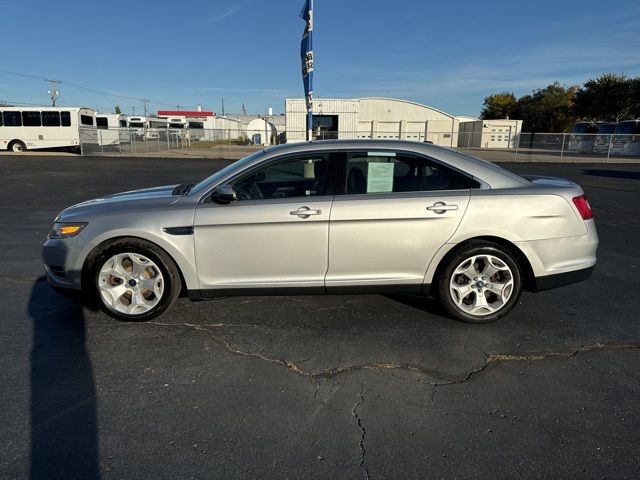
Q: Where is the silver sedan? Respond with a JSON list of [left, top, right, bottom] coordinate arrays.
[[43, 140, 598, 323]]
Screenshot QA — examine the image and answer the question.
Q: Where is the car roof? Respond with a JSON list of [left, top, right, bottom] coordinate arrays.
[[261, 140, 528, 189]]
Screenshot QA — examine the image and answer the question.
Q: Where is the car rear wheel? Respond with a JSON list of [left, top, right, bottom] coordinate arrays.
[[92, 239, 181, 321], [438, 241, 522, 323]]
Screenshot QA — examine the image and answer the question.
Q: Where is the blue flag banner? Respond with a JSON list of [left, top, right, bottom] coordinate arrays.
[[300, 0, 313, 140]]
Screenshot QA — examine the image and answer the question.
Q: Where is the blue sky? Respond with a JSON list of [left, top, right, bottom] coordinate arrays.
[[2, 0, 639, 117]]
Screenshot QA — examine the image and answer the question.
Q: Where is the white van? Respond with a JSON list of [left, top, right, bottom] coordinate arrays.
[[610, 120, 640, 156]]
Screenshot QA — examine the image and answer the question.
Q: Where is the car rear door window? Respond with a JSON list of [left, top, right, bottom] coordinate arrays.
[[343, 151, 479, 194]]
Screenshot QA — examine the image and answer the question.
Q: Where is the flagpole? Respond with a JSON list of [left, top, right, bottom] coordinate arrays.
[[300, 0, 314, 142], [307, 0, 313, 142]]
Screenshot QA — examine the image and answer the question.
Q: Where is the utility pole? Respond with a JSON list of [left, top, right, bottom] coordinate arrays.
[[131, 106, 136, 115], [221, 98, 225, 116], [143, 99, 150, 117], [176, 105, 182, 111], [46, 79, 62, 106]]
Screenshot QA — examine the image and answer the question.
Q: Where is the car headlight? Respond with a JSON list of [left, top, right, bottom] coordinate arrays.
[[48, 222, 88, 239]]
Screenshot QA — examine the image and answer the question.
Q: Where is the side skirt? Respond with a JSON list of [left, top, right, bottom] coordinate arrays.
[[188, 283, 428, 301]]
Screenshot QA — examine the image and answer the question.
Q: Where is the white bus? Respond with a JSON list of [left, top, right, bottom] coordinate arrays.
[[127, 116, 168, 140], [0, 106, 97, 152], [96, 113, 129, 146]]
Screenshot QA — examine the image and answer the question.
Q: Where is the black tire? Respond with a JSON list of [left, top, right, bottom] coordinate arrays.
[[91, 238, 181, 322], [437, 241, 522, 324], [9, 140, 27, 152]]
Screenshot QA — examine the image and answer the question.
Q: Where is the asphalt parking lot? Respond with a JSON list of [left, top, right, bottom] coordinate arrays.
[[1, 155, 639, 479]]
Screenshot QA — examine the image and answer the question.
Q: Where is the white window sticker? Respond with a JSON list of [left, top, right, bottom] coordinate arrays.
[[367, 162, 394, 193], [367, 151, 396, 157]]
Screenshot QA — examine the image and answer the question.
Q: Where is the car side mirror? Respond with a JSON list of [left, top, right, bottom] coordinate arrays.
[[211, 185, 237, 205]]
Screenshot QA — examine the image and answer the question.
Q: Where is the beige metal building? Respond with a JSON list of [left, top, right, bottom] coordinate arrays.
[[458, 119, 523, 149], [285, 97, 463, 146]]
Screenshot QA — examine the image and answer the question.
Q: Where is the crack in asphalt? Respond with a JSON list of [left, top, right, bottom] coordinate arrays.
[[149, 322, 640, 385], [0, 275, 45, 284], [351, 392, 370, 480]]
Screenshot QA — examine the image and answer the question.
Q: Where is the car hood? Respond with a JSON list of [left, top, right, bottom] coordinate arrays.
[[57, 185, 181, 221]]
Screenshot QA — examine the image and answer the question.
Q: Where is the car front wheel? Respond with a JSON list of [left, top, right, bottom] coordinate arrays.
[[438, 241, 522, 324], [92, 239, 181, 321]]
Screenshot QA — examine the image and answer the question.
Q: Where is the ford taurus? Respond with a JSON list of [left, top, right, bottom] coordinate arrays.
[[43, 140, 598, 323]]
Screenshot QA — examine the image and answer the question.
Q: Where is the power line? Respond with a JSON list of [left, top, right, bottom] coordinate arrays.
[[0, 68, 194, 110], [0, 99, 51, 107]]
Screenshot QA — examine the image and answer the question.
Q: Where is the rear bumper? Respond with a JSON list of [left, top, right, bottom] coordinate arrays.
[[532, 265, 595, 292]]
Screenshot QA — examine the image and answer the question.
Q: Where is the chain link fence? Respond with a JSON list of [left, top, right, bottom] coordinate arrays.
[[79, 127, 640, 163]]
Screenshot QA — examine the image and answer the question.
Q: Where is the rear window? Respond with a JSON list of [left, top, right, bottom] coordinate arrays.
[[80, 114, 94, 126], [96, 117, 109, 129]]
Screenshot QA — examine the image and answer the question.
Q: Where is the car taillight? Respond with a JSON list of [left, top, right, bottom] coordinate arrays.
[[573, 195, 593, 220]]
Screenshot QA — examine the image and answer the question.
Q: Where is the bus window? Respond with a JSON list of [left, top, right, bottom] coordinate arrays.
[[42, 111, 61, 127], [0, 112, 3, 127], [61, 112, 71, 127], [119, 119, 127, 127], [3, 111, 22, 127], [22, 111, 42, 127], [80, 115, 94, 126], [96, 117, 109, 129]]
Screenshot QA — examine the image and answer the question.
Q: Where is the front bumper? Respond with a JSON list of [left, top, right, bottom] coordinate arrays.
[[42, 235, 90, 290]]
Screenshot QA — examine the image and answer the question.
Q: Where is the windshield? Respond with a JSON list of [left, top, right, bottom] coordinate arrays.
[[598, 124, 616, 135], [129, 122, 144, 128], [189, 150, 265, 195], [572, 123, 598, 134], [615, 122, 640, 135]]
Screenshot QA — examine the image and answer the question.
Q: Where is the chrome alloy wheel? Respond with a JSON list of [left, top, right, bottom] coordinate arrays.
[[449, 254, 514, 317], [98, 253, 164, 315]]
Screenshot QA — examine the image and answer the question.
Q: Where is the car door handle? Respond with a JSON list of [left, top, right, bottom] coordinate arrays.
[[290, 206, 323, 218], [427, 202, 458, 214]]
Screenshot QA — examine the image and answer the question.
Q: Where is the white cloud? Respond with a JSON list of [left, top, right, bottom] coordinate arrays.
[[208, 1, 249, 24]]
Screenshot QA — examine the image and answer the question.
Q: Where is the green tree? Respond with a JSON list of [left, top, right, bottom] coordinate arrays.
[[573, 73, 640, 121], [480, 92, 517, 119], [114, 105, 122, 114], [514, 82, 578, 132]]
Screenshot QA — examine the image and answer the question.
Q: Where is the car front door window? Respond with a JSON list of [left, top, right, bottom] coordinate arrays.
[[233, 155, 330, 200]]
